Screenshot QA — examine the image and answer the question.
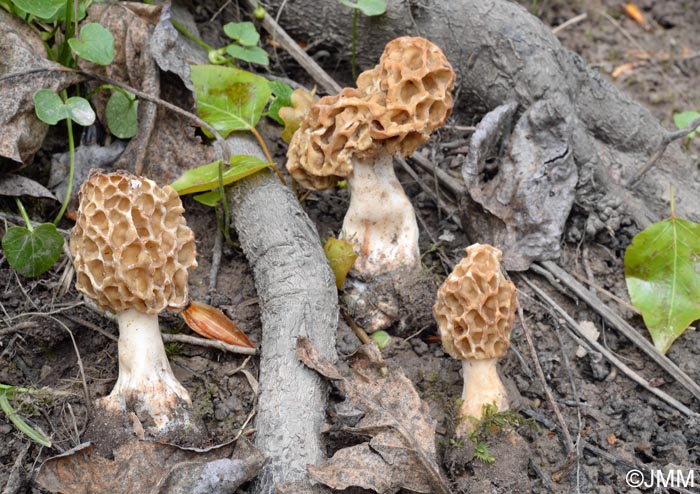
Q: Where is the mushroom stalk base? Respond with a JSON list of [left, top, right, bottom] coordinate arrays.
[[98, 308, 194, 434], [343, 149, 420, 277], [458, 358, 509, 435]]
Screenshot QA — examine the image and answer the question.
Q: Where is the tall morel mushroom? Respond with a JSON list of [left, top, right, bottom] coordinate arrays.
[[287, 37, 455, 277], [433, 244, 517, 435], [71, 170, 202, 437]]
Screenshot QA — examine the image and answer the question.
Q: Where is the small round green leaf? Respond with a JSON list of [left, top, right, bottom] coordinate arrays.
[[338, 0, 387, 16], [253, 5, 266, 19], [370, 330, 391, 349], [10, 0, 65, 20], [225, 45, 269, 66], [64, 97, 96, 126], [223, 22, 260, 46], [673, 111, 700, 139], [2, 224, 64, 277], [106, 91, 139, 138], [68, 23, 115, 66], [33, 90, 68, 125], [266, 80, 293, 125]]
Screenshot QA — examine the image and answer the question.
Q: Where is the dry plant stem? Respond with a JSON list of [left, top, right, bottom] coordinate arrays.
[[626, 116, 700, 187], [540, 261, 700, 402], [1, 441, 31, 494], [551, 12, 588, 35], [241, 0, 342, 94], [520, 274, 698, 417], [343, 150, 420, 275], [396, 156, 459, 221], [517, 305, 576, 455], [458, 359, 507, 433], [162, 333, 257, 356], [412, 151, 464, 197], [342, 310, 372, 345], [249, 126, 286, 185], [101, 309, 192, 431]]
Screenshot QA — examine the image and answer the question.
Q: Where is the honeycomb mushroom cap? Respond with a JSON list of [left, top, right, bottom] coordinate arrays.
[[357, 36, 456, 156], [433, 244, 517, 361], [286, 88, 383, 190], [70, 170, 197, 315]]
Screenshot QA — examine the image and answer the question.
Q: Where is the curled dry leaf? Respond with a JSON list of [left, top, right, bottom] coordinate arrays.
[[36, 438, 265, 494], [296, 337, 450, 494], [279, 87, 315, 143], [181, 300, 256, 348], [0, 10, 84, 168]]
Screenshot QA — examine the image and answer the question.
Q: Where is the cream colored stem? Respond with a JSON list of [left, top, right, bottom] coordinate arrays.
[[99, 309, 192, 432], [458, 358, 508, 435], [342, 149, 420, 276]]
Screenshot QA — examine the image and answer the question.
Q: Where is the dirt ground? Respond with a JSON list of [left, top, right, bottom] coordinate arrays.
[[1, 0, 700, 493]]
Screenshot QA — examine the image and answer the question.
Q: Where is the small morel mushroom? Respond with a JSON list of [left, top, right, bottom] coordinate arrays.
[[70, 170, 252, 438], [287, 37, 455, 277], [433, 244, 517, 435]]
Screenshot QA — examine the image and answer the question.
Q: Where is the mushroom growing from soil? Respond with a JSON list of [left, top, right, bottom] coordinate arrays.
[[287, 36, 455, 277], [433, 244, 517, 435], [70, 170, 252, 438]]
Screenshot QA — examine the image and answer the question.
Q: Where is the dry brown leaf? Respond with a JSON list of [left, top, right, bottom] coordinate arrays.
[[0, 174, 57, 200], [0, 11, 83, 169], [297, 337, 450, 494], [623, 3, 652, 31], [36, 438, 264, 494]]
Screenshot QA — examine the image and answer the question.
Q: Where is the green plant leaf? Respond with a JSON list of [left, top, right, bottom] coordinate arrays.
[[170, 155, 271, 195], [44, 0, 88, 22], [338, 0, 387, 16], [624, 216, 700, 353], [370, 330, 391, 349], [323, 237, 358, 289], [225, 44, 269, 66], [68, 23, 115, 66], [33, 90, 96, 126], [266, 80, 293, 125], [105, 90, 138, 138], [190, 64, 272, 136], [2, 224, 64, 278], [673, 111, 700, 139], [223, 21, 260, 46], [0, 392, 51, 447], [10, 0, 65, 19], [193, 190, 221, 207]]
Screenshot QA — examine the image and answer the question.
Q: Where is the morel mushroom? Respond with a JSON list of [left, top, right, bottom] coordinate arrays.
[[70, 170, 240, 437], [287, 37, 455, 277], [433, 244, 517, 435]]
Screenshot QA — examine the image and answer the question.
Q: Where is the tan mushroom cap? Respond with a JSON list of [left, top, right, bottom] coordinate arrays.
[[286, 88, 382, 190], [433, 244, 517, 361], [70, 170, 197, 315], [358, 36, 456, 156], [286, 36, 455, 190]]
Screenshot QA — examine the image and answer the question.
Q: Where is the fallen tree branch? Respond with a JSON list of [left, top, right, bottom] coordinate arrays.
[[227, 135, 338, 494]]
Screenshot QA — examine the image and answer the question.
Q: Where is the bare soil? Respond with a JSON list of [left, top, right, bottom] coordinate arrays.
[[2, 0, 700, 493]]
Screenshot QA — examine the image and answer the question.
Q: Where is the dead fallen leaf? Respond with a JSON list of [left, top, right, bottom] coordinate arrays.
[[611, 62, 636, 79], [0, 10, 83, 168], [623, 3, 652, 31], [297, 337, 450, 494], [0, 174, 57, 200], [36, 438, 264, 494]]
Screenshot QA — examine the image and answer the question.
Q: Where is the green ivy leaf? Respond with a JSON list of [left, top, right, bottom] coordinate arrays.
[[2, 224, 64, 277], [225, 44, 269, 66], [624, 216, 700, 353], [323, 237, 358, 290], [338, 0, 387, 16], [673, 111, 700, 139], [105, 91, 138, 138], [10, 0, 65, 19], [190, 64, 272, 137], [171, 155, 271, 195], [33, 90, 96, 126], [266, 80, 293, 125], [68, 23, 115, 66], [223, 21, 260, 46]]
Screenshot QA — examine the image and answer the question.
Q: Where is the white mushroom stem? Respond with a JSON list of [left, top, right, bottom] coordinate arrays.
[[342, 148, 420, 277], [98, 308, 192, 431], [458, 358, 509, 434]]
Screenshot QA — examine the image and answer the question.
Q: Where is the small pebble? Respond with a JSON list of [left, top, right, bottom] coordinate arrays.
[[410, 338, 429, 356]]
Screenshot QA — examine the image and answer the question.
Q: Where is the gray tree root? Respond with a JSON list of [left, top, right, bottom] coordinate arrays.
[[227, 136, 337, 493], [268, 0, 699, 228]]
